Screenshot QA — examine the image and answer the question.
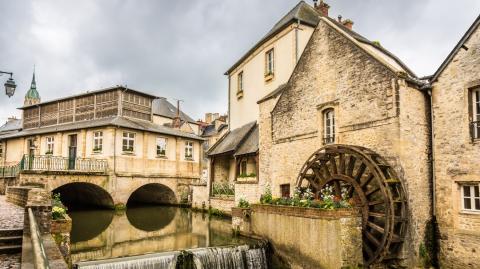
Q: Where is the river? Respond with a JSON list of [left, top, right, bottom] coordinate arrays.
[[69, 206, 268, 268]]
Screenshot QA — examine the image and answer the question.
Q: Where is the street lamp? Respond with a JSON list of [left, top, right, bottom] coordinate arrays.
[[0, 71, 16, 98]]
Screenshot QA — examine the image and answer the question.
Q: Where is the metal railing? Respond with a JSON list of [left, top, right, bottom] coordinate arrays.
[[0, 163, 21, 177], [21, 155, 108, 173], [471, 121, 480, 140], [28, 208, 50, 269], [212, 182, 235, 196]]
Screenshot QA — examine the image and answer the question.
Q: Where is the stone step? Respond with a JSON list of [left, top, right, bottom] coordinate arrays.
[[0, 235, 22, 246], [0, 244, 22, 254], [0, 229, 23, 237]]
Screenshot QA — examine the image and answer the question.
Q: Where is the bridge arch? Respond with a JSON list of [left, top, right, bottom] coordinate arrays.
[[127, 183, 177, 206], [52, 182, 114, 209]]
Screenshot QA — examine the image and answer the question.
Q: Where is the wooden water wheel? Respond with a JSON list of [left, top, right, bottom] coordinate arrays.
[[296, 144, 407, 266]]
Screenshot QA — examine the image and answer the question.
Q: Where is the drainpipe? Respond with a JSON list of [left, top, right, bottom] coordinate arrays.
[[427, 89, 436, 216], [113, 127, 117, 175]]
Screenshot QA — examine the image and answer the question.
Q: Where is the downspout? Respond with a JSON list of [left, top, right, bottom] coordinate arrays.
[[113, 127, 117, 175], [427, 89, 436, 216], [227, 76, 231, 130]]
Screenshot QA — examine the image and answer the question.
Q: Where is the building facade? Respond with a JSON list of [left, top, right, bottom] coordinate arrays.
[[0, 83, 204, 207]]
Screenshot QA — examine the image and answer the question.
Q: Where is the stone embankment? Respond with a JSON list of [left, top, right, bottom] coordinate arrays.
[[0, 195, 24, 269]]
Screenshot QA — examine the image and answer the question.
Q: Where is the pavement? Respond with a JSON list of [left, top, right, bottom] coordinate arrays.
[[0, 195, 23, 268]]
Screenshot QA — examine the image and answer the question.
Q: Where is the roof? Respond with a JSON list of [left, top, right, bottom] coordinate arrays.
[[20, 86, 159, 109], [25, 72, 40, 100], [201, 122, 228, 137], [257, 83, 288, 104], [225, 1, 321, 75], [0, 116, 203, 141], [152, 98, 197, 124], [431, 14, 480, 82], [208, 121, 256, 156], [0, 119, 22, 134], [234, 124, 258, 156], [321, 16, 416, 77]]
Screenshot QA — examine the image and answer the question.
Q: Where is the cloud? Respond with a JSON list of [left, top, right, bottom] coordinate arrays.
[[0, 0, 479, 122]]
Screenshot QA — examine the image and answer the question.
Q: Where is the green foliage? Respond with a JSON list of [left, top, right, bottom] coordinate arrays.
[[180, 189, 189, 204], [260, 185, 273, 204], [208, 207, 225, 217], [238, 173, 256, 178], [52, 206, 66, 220], [238, 198, 250, 208], [114, 203, 126, 211], [422, 217, 439, 268]]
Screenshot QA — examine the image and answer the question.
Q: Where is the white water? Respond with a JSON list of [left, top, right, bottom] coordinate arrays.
[[192, 245, 268, 269], [76, 252, 176, 269]]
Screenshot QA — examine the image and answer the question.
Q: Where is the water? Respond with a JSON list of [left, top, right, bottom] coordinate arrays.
[[70, 206, 267, 268]]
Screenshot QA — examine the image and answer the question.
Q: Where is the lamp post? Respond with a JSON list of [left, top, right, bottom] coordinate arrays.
[[0, 71, 17, 98]]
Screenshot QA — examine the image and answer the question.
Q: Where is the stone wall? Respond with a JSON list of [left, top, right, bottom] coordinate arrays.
[[259, 19, 431, 267], [243, 205, 363, 269], [209, 197, 235, 215], [431, 24, 480, 268], [234, 182, 261, 205], [191, 183, 209, 210]]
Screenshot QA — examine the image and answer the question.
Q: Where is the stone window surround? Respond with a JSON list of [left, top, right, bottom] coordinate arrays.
[[460, 183, 480, 213], [265, 47, 275, 82], [92, 130, 103, 153], [45, 136, 54, 155], [456, 181, 480, 215], [465, 80, 480, 143], [184, 140, 194, 160], [156, 136, 167, 158], [122, 131, 135, 154], [317, 101, 339, 145]]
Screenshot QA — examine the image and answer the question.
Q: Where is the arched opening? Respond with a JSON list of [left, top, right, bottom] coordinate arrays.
[[126, 206, 177, 232], [69, 210, 114, 243], [127, 183, 177, 206], [52, 182, 114, 210]]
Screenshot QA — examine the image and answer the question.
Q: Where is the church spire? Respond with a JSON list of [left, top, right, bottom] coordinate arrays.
[[24, 66, 41, 106]]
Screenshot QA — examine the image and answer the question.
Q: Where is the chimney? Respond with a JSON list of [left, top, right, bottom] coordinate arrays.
[[342, 19, 354, 30], [172, 100, 183, 128], [205, 113, 212, 123], [314, 0, 330, 17], [7, 116, 17, 122]]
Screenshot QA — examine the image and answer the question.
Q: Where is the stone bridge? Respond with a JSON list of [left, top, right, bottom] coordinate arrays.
[[16, 171, 192, 208]]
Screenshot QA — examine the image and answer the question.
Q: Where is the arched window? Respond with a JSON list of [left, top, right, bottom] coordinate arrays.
[[323, 109, 335, 144]]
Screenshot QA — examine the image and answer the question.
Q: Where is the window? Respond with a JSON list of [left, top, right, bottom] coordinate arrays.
[[462, 184, 480, 212], [46, 136, 54, 154], [323, 109, 335, 144], [156, 137, 167, 156], [280, 184, 290, 198], [240, 159, 247, 175], [93, 131, 103, 152], [122, 132, 135, 152], [471, 88, 480, 139], [265, 48, 274, 77], [185, 141, 194, 159], [0, 143, 3, 158], [237, 71, 244, 93]]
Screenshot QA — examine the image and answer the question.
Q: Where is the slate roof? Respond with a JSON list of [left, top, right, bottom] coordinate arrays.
[[208, 121, 256, 156], [0, 119, 22, 134], [0, 116, 203, 141], [152, 98, 197, 124], [234, 124, 258, 156], [201, 122, 228, 137], [225, 1, 321, 75], [431, 14, 480, 82]]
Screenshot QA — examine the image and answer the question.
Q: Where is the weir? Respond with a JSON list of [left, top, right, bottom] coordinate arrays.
[[75, 244, 268, 269]]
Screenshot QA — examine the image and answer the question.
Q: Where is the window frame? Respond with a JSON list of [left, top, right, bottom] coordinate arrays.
[[122, 132, 136, 153], [45, 136, 54, 155], [470, 87, 480, 140], [93, 131, 103, 153], [323, 108, 335, 145], [237, 71, 244, 93], [265, 48, 275, 77], [184, 141, 194, 160], [0, 143, 3, 158], [156, 137, 167, 157], [461, 184, 480, 213], [240, 159, 247, 176]]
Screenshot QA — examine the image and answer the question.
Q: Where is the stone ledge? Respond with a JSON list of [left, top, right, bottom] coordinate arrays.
[[210, 196, 234, 201], [251, 204, 360, 219]]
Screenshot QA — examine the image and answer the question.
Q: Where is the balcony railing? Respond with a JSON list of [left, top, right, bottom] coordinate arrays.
[[21, 155, 108, 173], [0, 163, 21, 178], [471, 121, 480, 140]]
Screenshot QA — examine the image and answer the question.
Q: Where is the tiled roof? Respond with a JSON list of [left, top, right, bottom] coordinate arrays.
[[0, 119, 22, 134], [0, 116, 203, 141], [208, 121, 256, 156], [234, 124, 258, 156]]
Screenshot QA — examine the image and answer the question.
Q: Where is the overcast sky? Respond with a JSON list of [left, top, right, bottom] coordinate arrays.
[[0, 0, 479, 122]]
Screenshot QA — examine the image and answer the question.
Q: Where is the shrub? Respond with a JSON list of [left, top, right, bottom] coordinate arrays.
[[260, 185, 273, 204], [238, 198, 250, 208], [52, 206, 66, 220]]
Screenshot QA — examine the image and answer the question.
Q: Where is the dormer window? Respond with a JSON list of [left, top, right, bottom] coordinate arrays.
[[265, 48, 275, 81], [323, 109, 335, 144]]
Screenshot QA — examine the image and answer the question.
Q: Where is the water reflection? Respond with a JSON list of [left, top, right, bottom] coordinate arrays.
[[70, 206, 252, 264]]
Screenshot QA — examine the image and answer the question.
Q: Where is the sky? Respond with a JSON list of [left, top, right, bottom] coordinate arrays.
[[0, 0, 479, 122]]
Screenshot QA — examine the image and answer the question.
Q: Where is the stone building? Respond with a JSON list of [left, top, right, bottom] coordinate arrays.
[[429, 15, 480, 268], [0, 81, 204, 208]]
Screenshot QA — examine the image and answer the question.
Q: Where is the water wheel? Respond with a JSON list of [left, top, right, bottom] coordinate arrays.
[[296, 144, 407, 266]]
